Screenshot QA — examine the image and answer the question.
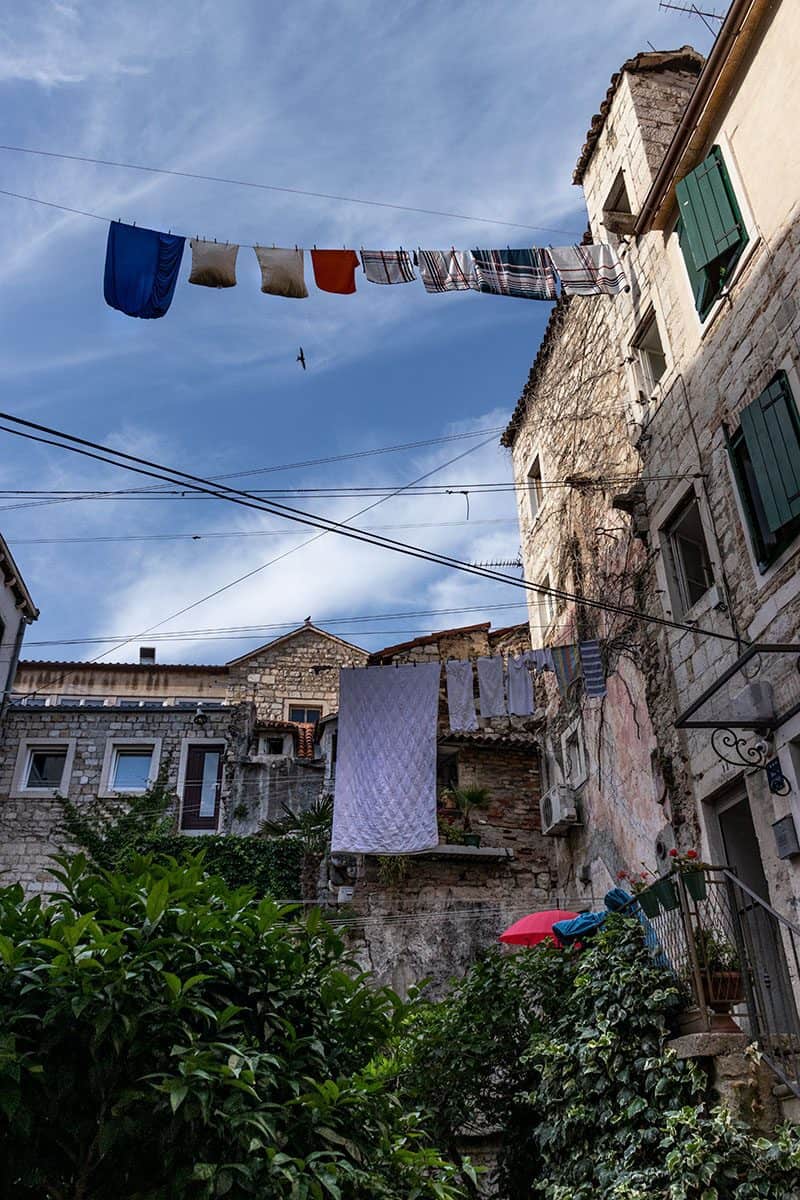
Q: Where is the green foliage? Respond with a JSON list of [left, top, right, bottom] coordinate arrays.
[[59, 776, 304, 899], [0, 854, 464, 1200], [260, 794, 334, 856], [151, 834, 304, 899], [400, 917, 800, 1199], [451, 785, 491, 832], [58, 774, 176, 871]]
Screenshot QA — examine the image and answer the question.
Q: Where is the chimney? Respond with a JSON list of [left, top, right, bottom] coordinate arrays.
[[139, 646, 156, 666]]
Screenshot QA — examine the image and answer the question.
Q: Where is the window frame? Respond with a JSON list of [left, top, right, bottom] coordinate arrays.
[[99, 737, 162, 798], [286, 704, 323, 726], [560, 720, 588, 789], [526, 453, 544, 523], [11, 739, 76, 798], [630, 308, 668, 401], [661, 492, 715, 618], [261, 733, 288, 756]]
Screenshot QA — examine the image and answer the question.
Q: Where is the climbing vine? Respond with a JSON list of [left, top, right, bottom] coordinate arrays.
[[399, 918, 800, 1199]]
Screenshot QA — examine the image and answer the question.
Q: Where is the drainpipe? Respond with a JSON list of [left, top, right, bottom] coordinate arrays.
[[634, 0, 759, 236]]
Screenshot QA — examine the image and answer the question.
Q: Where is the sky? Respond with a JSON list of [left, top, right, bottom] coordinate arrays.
[[0, 0, 719, 665]]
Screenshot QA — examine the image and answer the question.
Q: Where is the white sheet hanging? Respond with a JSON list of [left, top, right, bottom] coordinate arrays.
[[476, 655, 506, 717], [331, 663, 441, 855], [445, 659, 477, 731]]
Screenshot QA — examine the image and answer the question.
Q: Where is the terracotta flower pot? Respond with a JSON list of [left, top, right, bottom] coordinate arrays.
[[701, 970, 744, 1012]]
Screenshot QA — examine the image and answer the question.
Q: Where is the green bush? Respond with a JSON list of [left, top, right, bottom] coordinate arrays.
[[149, 834, 304, 899], [0, 854, 464, 1199], [400, 918, 800, 1199], [59, 783, 305, 899]]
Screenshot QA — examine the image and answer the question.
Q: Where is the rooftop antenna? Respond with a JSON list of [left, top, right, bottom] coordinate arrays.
[[658, 1, 725, 36]]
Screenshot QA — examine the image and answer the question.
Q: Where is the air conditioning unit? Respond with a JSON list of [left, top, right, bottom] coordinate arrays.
[[541, 785, 580, 836]]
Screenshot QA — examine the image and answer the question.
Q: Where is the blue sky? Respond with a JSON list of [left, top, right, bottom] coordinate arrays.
[[0, 1, 717, 664]]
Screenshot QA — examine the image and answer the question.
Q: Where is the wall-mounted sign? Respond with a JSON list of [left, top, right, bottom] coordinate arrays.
[[766, 756, 791, 796], [772, 813, 800, 860]]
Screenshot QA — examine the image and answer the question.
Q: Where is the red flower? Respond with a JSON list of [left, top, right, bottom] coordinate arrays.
[[669, 848, 678, 857], [686, 849, 698, 859], [617, 870, 627, 880]]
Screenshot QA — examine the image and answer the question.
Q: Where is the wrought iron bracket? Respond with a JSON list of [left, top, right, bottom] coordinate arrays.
[[709, 728, 791, 794]]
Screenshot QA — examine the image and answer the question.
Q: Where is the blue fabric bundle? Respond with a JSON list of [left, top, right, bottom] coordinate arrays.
[[104, 222, 185, 319]]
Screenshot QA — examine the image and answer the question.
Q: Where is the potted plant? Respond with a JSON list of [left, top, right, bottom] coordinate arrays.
[[694, 926, 744, 1012], [452, 785, 491, 846], [617, 869, 660, 918], [668, 847, 708, 901], [650, 873, 680, 912], [437, 816, 466, 846]]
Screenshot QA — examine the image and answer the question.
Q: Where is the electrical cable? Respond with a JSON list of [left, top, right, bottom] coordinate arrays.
[[0, 145, 581, 235], [0, 409, 743, 648], [5, 518, 520, 546], [10, 426, 503, 694]]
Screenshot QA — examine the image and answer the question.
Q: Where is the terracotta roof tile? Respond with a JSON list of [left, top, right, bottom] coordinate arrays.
[[369, 623, 490, 663]]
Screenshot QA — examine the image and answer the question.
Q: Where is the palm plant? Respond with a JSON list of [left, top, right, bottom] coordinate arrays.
[[452, 785, 491, 832], [259, 793, 334, 855]]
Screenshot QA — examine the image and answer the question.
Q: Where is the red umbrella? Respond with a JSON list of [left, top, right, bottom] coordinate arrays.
[[499, 909, 578, 947]]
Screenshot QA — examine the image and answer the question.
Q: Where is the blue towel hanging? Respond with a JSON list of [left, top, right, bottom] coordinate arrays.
[[104, 221, 185, 319]]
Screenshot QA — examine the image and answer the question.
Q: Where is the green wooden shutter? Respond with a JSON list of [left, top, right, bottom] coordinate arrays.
[[676, 146, 744, 271], [677, 218, 711, 315], [740, 373, 800, 533]]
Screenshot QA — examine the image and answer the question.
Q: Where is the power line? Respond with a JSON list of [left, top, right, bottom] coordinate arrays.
[[0, 145, 581, 236], [0, 408, 742, 648], [10, 426, 503, 695], [4, 517, 520, 546]]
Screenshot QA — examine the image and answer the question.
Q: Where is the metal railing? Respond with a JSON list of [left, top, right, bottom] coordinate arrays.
[[634, 867, 800, 1097]]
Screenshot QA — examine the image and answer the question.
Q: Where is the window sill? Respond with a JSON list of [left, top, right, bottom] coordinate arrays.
[[367, 845, 514, 862], [9, 786, 64, 800]]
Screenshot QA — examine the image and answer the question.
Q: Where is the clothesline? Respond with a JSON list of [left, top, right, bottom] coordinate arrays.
[[103, 220, 628, 319]]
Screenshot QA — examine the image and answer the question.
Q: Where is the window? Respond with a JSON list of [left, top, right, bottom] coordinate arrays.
[[727, 371, 800, 572], [603, 169, 635, 235], [111, 747, 155, 791], [288, 705, 322, 726], [11, 739, 76, 797], [663, 495, 714, 616], [631, 311, 667, 400], [527, 455, 543, 521], [437, 749, 459, 793], [538, 574, 555, 630], [118, 698, 165, 710], [26, 748, 68, 789], [676, 145, 748, 320], [562, 724, 587, 787], [265, 735, 285, 756], [180, 745, 224, 831]]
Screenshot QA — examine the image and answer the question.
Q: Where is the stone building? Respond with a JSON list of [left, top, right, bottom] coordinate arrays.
[[505, 2, 800, 933], [0, 621, 367, 888], [329, 622, 556, 996]]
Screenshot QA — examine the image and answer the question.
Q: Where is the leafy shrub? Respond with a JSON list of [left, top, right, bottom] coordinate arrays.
[[0, 854, 463, 1199], [400, 917, 800, 1199], [59, 782, 304, 898]]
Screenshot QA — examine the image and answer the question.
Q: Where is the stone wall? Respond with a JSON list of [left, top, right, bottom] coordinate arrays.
[[340, 623, 555, 995], [0, 704, 248, 891], [226, 625, 368, 722]]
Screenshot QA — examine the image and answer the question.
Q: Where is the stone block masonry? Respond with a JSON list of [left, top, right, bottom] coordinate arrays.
[[0, 705, 248, 891]]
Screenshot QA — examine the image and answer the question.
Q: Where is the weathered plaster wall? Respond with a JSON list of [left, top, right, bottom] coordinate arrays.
[[13, 661, 229, 702]]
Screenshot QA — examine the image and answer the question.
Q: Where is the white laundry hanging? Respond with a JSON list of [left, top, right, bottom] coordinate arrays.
[[445, 658, 477, 732], [476, 655, 506, 717], [331, 663, 441, 855]]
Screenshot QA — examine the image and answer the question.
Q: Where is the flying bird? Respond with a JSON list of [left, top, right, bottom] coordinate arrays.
[[296, 346, 306, 370]]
